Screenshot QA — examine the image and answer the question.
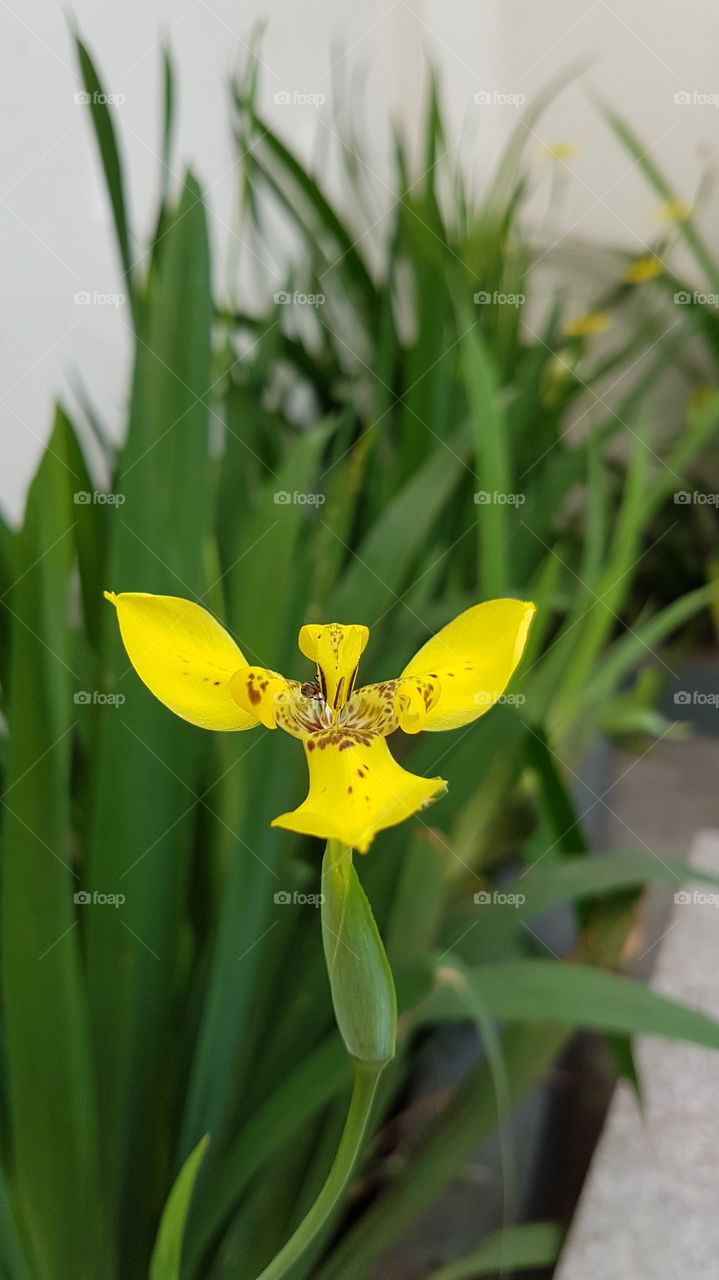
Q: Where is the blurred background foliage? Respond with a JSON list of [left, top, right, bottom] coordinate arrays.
[[0, 36, 718, 1280]]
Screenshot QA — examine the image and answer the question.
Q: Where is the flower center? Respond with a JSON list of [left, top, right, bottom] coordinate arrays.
[[298, 623, 369, 725]]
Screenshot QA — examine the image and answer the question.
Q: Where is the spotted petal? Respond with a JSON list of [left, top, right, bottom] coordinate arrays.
[[272, 730, 446, 854], [401, 598, 535, 731], [105, 591, 259, 731]]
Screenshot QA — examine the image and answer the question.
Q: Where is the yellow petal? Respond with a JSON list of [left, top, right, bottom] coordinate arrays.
[[393, 676, 441, 734], [272, 731, 446, 854], [298, 622, 369, 720], [105, 591, 259, 731], [229, 666, 294, 730], [401, 599, 535, 731], [563, 311, 613, 338]]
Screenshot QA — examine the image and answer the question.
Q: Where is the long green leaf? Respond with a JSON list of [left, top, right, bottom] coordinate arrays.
[[84, 172, 213, 1273], [149, 1135, 209, 1280], [428, 1222, 563, 1279], [433, 959, 719, 1049], [73, 35, 137, 323], [1, 409, 109, 1279]]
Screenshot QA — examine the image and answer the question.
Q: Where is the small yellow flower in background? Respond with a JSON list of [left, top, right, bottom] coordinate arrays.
[[543, 142, 581, 162], [624, 255, 664, 283], [563, 311, 613, 338], [105, 593, 534, 853], [656, 199, 692, 223]]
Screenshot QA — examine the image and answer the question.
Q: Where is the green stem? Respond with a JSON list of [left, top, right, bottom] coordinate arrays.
[[254, 1058, 382, 1280]]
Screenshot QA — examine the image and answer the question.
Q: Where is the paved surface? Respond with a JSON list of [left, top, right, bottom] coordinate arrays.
[[368, 733, 719, 1278], [555, 829, 719, 1280]]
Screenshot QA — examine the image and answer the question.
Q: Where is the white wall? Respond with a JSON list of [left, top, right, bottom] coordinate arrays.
[[2, 0, 718, 520]]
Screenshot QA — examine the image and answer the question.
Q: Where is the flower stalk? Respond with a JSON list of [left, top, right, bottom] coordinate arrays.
[[255, 839, 396, 1279], [254, 1057, 381, 1280]]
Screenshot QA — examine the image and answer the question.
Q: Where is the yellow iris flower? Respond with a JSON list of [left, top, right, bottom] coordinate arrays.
[[623, 255, 664, 283], [105, 592, 534, 853]]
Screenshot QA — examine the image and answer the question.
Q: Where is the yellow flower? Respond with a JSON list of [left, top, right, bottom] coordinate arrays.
[[105, 592, 534, 853], [624, 255, 664, 283], [656, 199, 692, 223], [563, 311, 613, 338], [543, 142, 581, 161]]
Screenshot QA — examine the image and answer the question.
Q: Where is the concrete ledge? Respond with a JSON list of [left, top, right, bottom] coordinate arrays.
[[555, 830, 719, 1280]]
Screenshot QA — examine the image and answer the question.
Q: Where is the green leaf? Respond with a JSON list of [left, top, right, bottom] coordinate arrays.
[[329, 430, 469, 623], [234, 98, 377, 323], [84, 172, 213, 1271], [525, 726, 589, 856], [433, 959, 719, 1050], [0, 409, 109, 1279], [428, 1222, 563, 1279], [605, 111, 719, 290], [73, 35, 137, 323], [149, 1135, 209, 1280], [456, 313, 511, 596]]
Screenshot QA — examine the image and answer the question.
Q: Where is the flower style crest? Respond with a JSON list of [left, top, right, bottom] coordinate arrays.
[[105, 592, 534, 853]]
